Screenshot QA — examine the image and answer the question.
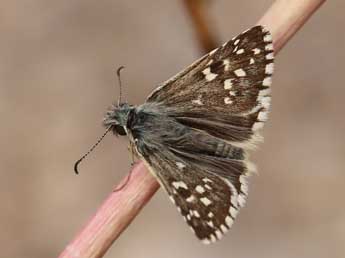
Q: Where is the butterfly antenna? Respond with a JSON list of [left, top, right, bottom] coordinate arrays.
[[74, 127, 112, 175], [116, 66, 125, 106]]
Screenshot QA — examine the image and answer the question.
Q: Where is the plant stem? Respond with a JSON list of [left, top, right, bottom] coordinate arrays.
[[183, 0, 219, 53]]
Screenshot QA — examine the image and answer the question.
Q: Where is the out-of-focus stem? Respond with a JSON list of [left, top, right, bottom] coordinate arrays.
[[183, 0, 219, 53], [258, 0, 326, 53]]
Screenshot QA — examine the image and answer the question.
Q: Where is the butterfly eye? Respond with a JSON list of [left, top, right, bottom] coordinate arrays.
[[114, 125, 127, 136]]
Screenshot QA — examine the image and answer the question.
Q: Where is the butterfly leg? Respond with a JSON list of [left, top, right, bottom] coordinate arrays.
[[128, 140, 137, 166]]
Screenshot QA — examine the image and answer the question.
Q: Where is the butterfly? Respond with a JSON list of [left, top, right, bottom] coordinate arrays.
[[103, 26, 274, 244]]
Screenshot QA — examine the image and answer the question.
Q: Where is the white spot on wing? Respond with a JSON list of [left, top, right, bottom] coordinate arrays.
[[236, 49, 244, 54], [259, 88, 271, 96], [215, 230, 223, 239], [264, 34, 272, 42], [224, 79, 234, 90], [195, 185, 205, 194], [263, 77, 272, 86], [234, 68, 246, 77], [186, 195, 196, 203], [210, 234, 217, 242], [233, 45, 239, 53], [229, 206, 238, 217], [208, 212, 214, 218], [225, 216, 234, 227], [193, 210, 200, 218], [205, 184, 212, 190], [192, 99, 203, 105], [202, 67, 218, 81], [202, 67, 211, 74], [203, 178, 212, 183], [224, 97, 233, 105], [220, 224, 228, 233], [266, 53, 274, 60], [265, 43, 273, 51], [250, 58, 255, 64], [172, 181, 188, 189], [253, 122, 264, 131], [206, 73, 217, 81], [200, 197, 212, 206], [241, 180, 249, 195], [265, 63, 274, 74], [238, 194, 246, 207], [206, 221, 214, 228], [234, 39, 240, 45], [258, 111, 268, 121], [176, 162, 186, 170], [239, 174, 247, 184], [260, 96, 271, 109], [202, 238, 211, 245], [192, 94, 204, 106], [223, 59, 230, 71], [253, 48, 261, 55]]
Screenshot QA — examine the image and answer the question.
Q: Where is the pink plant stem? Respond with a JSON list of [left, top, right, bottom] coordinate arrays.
[[59, 0, 326, 257], [257, 0, 326, 53], [59, 162, 159, 258]]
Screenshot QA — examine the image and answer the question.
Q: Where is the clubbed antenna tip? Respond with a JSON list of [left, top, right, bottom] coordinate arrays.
[[116, 66, 125, 106]]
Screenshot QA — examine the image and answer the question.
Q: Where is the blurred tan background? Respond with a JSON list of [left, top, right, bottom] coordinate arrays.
[[1, 1, 344, 257]]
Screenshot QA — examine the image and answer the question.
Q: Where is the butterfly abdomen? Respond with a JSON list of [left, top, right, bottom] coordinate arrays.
[[214, 141, 243, 160]]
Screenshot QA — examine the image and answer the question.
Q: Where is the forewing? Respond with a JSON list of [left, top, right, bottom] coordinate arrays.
[[146, 26, 274, 147]]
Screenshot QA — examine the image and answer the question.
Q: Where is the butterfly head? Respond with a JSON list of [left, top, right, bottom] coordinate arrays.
[[103, 103, 133, 136], [102, 66, 134, 136]]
